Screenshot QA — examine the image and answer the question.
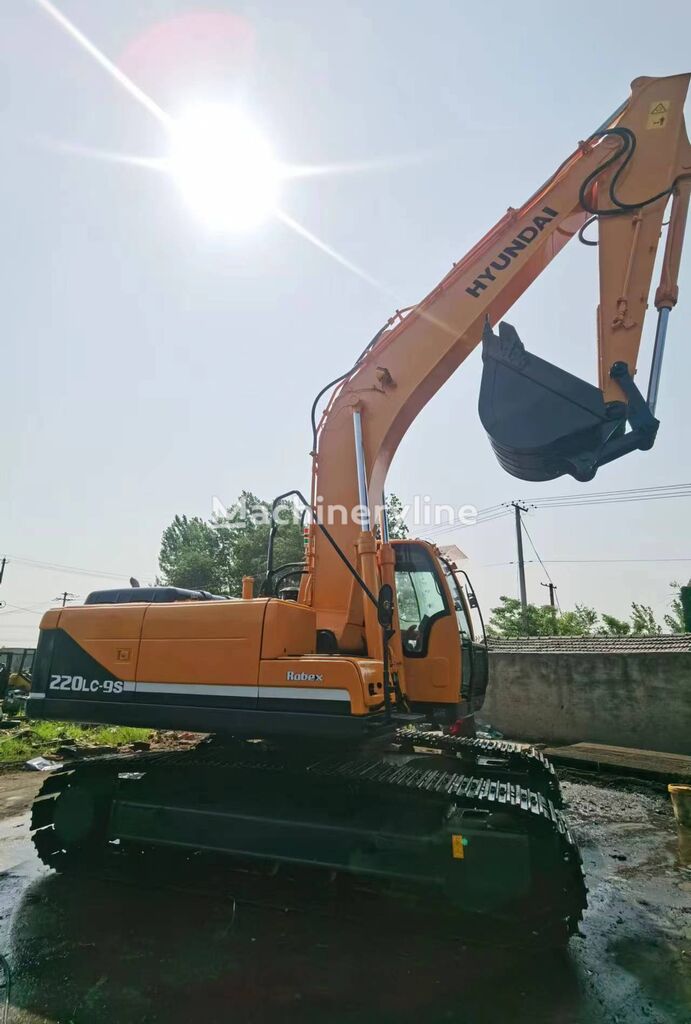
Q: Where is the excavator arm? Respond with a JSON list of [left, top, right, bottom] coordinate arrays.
[[304, 74, 691, 649]]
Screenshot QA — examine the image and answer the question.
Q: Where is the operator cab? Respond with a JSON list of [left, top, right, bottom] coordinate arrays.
[[392, 541, 488, 720]]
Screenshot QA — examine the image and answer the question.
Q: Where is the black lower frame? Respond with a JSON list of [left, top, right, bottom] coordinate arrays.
[[29, 696, 421, 740]]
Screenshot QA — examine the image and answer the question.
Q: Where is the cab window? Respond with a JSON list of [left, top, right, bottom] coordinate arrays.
[[394, 544, 450, 656]]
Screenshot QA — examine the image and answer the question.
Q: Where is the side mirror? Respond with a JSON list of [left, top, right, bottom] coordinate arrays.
[[377, 584, 394, 630]]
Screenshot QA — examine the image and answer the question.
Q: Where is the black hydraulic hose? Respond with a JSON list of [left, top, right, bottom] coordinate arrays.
[[577, 215, 599, 246], [264, 489, 301, 593], [270, 564, 308, 595], [263, 489, 377, 607], [269, 560, 306, 577], [310, 324, 388, 454], [316, 518, 378, 607], [579, 127, 679, 219]]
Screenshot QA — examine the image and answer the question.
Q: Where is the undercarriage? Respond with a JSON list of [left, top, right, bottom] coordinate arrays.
[[31, 730, 586, 942]]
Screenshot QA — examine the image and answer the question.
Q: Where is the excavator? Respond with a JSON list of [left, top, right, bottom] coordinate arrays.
[[28, 74, 690, 939]]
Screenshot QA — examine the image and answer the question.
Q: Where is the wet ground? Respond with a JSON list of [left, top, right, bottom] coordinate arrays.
[[0, 769, 689, 1023]]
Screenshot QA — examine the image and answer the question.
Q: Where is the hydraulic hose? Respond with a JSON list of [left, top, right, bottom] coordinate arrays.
[[310, 324, 389, 454], [579, 127, 679, 219]]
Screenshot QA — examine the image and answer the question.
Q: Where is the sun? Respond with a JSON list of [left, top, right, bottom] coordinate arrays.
[[168, 104, 280, 231]]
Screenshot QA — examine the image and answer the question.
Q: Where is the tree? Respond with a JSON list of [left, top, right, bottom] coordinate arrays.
[[630, 603, 661, 635], [557, 604, 599, 636], [487, 597, 604, 637], [488, 597, 554, 636], [160, 491, 411, 597], [384, 494, 409, 539], [664, 581, 686, 633], [217, 491, 304, 595], [374, 493, 409, 540], [159, 515, 230, 593], [599, 613, 631, 636], [487, 593, 679, 638], [159, 492, 303, 597]]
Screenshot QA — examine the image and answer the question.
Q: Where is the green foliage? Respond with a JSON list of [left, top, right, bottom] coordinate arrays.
[[488, 592, 683, 637], [487, 596, 602, 637], [159, 514, 230, 593], [0, 721, 150, 764], [558, 605, 599, 636], [663, 581, 687, 633], [681, 585, 691, 633], [217, 491, 304, 595], [599, 613, 631, 636], [160, 491, 410, 597], [384, 494, 409, 539], [630, 603, 662, 635], [159, 491, 304, 597]]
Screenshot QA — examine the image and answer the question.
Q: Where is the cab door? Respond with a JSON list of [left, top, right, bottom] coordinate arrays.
[[392, 542, 460, 709], [439, 561, 489, 713]]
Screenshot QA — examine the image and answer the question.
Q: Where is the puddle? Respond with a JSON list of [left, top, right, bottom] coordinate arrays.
[[1, 776, 690, 1024], [613, 935, 691, 1021]]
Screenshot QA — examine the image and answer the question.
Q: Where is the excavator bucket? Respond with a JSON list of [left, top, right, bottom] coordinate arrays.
[[478, 321, 651, 483]]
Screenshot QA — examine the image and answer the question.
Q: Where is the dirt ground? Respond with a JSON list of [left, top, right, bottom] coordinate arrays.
[[0, 768, 689, 1024]]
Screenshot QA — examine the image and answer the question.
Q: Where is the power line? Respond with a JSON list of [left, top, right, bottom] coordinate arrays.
[[528, 482, 690, 504], [421, 482, 691, 539], [527, 485, 691, 509], [0, 602, 52, 617], [423, 506, 511, 538], [521, 520, 562, 612], [521, 520, 554, 585], [17, 558, 127, 579], [483, 556, 691, 566], [529, 493, 691, 509], [1, 554, 149, 581]]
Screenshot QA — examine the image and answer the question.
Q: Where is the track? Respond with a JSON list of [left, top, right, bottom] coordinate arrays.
[[31, 736, 586, 942], [395, 728, 562, 805]]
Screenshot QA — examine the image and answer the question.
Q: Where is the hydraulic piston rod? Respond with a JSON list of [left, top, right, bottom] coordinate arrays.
[[646, 307, 671, 416], [352, 408, 371, 530]]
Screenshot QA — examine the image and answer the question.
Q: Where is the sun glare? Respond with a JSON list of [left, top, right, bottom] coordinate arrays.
[[168, 104, 280, 231], [34, 0, 391, 285]]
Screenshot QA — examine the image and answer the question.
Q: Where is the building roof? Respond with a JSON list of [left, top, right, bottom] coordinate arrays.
[[486, 634, 691, 654]]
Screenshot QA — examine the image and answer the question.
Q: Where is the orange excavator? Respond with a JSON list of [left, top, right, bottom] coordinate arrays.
[[28, 74, 690, 938]]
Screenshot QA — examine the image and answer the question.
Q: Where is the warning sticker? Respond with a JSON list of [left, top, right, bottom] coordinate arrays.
[[451, 834, 466, 859], [647, 100, 670, 130]]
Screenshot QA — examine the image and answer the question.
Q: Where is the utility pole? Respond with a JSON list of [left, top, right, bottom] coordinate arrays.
[[0, 558, 6, 585], [55, 592, 77, 608], [511, 502, 529, 629], [541, 580, 558, 633]]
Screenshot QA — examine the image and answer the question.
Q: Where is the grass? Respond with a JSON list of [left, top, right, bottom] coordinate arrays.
[[0, 719, 151, 764]]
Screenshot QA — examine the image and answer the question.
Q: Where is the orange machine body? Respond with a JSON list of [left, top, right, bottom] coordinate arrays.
[[37, 598, 380, 718], [32, 539, 480, 732]]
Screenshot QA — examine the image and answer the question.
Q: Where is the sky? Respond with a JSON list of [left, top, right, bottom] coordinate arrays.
[[2, 0, 691, 648]]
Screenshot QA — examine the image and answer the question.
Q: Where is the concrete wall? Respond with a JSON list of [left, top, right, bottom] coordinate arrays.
[[482, 650, 691, 755]]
